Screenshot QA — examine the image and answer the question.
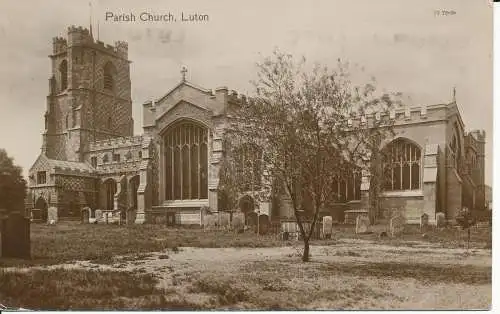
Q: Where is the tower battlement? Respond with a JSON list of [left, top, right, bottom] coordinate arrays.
[[52, 37, 68, 54], [469, 129, 486, 143], [67, 25, 93, 46], [213, 87, 252, 106], [94, 39, 128, 58], [50, 26, 129, 59]]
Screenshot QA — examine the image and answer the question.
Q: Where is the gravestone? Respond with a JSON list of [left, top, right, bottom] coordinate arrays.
[[47, 207, 58, 224], [1, 213, 31, 259], [436, 212, 446, 227], [231, 212, 245, 231], [390, 215, 405, 237], [281, 221, 298, 241], [322, 216, 333, 239], [257, 215, 270, 235], [31, 208, 42, 222], [81, 207, 91, 224], [95, 209, 103, 223], [126, 208, 136, 225], [420, 213, 429, 231], [218, 212, 231, 228], [355, 215, 370, 234]]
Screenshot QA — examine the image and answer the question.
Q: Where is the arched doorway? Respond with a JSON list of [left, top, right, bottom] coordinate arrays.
[[103, 179, 117, 211], [34, 196, 48, 222]]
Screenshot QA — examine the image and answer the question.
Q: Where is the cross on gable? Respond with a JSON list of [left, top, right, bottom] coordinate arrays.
[[181, 66, 188, 82]]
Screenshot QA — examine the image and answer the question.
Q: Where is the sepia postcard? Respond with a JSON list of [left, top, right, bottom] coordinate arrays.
[[0, 0, 494, 311]]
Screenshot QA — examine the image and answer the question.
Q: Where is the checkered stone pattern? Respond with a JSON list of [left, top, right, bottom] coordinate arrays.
[[55, 175, 95, 193], [43, 28, 132, 162]]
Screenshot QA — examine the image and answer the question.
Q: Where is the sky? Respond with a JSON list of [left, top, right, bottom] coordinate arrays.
[[0, 0, 493, 185]]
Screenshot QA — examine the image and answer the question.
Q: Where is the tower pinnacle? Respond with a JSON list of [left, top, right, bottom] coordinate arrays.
[[181, 66, 188, 82]]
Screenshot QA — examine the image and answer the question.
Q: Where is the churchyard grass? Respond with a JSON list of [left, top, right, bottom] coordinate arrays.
[[0, 241, 491, 310], [0, 220, 491, 267], [0, 268, 201, 310], [0, 220, 492, 310]]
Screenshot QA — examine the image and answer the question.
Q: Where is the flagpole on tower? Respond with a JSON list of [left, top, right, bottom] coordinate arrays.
[[89, 1, 93, 39]]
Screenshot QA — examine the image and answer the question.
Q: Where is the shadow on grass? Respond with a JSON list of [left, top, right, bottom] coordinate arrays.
[[0, 268, 200, 310]]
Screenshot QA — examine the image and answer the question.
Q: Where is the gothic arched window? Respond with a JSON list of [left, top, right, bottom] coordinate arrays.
[[382, 138, 421, 191], [163, 121, 208, 200], [59, 60, 68, 91], [103, 62, 116, 91], [331, 169, 361, 202]]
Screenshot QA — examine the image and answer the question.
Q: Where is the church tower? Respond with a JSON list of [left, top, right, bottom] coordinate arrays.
[[42, 26, 133, 161]]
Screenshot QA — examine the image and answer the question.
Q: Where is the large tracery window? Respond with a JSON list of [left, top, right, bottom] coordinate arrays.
[[164, 121, 208, 200], [332, 170, 361, 202], [383, 138, 421, 191]]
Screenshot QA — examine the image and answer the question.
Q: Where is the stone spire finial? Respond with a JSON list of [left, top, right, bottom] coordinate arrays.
[[452, 86, 456, 103], [181, 65, 188, 82]]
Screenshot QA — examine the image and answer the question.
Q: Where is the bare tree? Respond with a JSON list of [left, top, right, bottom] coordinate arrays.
[[227, 51, 399, 261]]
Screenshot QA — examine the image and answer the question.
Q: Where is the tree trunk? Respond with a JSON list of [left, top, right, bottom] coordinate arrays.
[[302, 240, 310, 262], [467, 228, 471, 250]]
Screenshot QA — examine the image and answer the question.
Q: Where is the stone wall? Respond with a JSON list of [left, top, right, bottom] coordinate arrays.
[[379, 195, 425, 222], [45, 26, 132, 162]]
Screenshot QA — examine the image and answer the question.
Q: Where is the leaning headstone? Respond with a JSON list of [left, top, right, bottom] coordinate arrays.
[[322, 216, 333, 239], [390, 215, 405, 237], [81, 207, 91, 224], [355, 215, 370, 234], [95, 209, 103, 223], [47, 207, 58, 224], [436, 212, 446, 228], [1, 213, 31, 259], [420, 213, 429, 231]]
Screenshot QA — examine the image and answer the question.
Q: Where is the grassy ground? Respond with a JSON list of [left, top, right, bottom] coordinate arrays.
[[0, 243, 491, 310], [0, 222, 323, 266], [0, 221, 492, 310], [0, 221, 490, 266], [0, 269, 199, 310]]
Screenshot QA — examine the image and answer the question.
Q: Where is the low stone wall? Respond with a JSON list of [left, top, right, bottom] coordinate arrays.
[[147, 207, 202, 225]]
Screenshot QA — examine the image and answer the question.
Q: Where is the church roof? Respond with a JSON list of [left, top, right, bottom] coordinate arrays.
[[29, 154, 95, 174], [47, 159, 95, 172], [143, 80, 212, 107]]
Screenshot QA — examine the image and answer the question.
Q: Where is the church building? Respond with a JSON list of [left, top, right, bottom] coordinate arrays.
[[27, 26, 487, 226]]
